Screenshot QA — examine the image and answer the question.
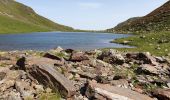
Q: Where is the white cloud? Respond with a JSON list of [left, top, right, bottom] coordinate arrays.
[[78, 2, 102, 9]]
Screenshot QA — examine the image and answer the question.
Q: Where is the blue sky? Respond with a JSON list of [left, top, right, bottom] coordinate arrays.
[[16, 0, 168, 30]]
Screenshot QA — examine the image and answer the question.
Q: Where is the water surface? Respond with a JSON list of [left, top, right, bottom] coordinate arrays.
[[0, 32, 131, 51]]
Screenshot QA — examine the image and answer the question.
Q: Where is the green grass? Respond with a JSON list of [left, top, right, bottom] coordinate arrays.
[[39, 93, 61, 100], [0, 15, 51, 34], [112, 31, 170, 57], [0, 0, 74, 34]]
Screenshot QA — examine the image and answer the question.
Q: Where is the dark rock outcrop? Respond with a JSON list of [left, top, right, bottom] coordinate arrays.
[[23, 57, 76, 98]]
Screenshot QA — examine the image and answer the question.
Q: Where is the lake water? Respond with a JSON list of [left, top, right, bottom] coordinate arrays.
[[0, 32, 131, 51]]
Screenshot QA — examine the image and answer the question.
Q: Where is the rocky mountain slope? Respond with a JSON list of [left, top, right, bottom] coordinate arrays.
[[0, 0, 74, 34], [107, 1, 170, 33], [0, 47, 170, 99]]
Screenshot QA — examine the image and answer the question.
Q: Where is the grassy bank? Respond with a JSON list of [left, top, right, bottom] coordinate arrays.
[[112, 31, 170, 57]]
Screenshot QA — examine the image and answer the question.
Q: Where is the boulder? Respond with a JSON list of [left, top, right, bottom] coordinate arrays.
[[98, 49, 125, 65], [137, 64, 159, 75], [0, 68, 22, 92], [43, 52, 62, 60], [86, 81, 153, 100], [21, 57, 76, 98], [5, 91, 22, 100], [15, 81, 35, 98], [153, 89, 170, 100], [70, 52, 89, 62], [155, 57, 168, 63], [126, 52, 158, 65]]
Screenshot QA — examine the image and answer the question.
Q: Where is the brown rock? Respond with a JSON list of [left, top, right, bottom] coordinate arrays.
[[24, 57, 76, 98], [153, 89, 170, 100], [86, 81, 153, 100], [0, 72, 6, 81], [0, 69, 22, 92], [137, 64, 159, 75], [15, 81, 35, 97], [98, 49, 125, 65], [5, 91, 22, 100], [110, 79, 129, 87], [126, 52, 158, 65], [70, 52, 89, 62]]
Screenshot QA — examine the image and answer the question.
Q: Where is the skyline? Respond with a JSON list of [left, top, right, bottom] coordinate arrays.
[[16, 0, 168, 30]]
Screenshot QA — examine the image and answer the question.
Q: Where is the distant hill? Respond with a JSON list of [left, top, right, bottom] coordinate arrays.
[[107, 1, 170, 33], [0, 0, 74, 34]]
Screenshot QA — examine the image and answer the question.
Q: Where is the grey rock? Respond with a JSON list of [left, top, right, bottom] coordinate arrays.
[[15, 81, 34, 97], [6, 91, 22, 100], [98, 49, 125, 65], [137, 64, 159, 75], [25, 57, 76, 98], [126, 52, 158, 65], [86, 81, 153, 100]]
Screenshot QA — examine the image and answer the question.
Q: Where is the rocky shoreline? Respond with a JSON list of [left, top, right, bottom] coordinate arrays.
[[0, 47, 170, 100]]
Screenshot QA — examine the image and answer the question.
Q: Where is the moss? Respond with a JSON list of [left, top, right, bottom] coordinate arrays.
[[39, 93, 61, 100]]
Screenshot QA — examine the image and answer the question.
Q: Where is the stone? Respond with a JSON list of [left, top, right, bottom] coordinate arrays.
[[86, 81, 153, 100], [76, 71, 97, 80], [70, 52, 89, 62], [0, 72, 6, 81], [137, 64, 159, 75], [0, 69, 21, 92], [7, 91, 22, 100], [167, 83, 170, 88], [96, 60, 112, 68], [110, 79, 129, 88], [95, 76, 110, 84], [64, 49, 74, 54], [46, 88, 52, 93], [98, 49, 125, 65], [24, 57, 76, 98], [34, 85, 44, 92], [153, 89, 170, 100], [127, 52, 158, 65], [15, 81, 34, 97], [132, 87, 144, 94], [53, 46, 64, 52], [155, 57, 167, 63], [65, 73, 74, 80], [0, 80, 15, 92], [43, 52, 62, 60]]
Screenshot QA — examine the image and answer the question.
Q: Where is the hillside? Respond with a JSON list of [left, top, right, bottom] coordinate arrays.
[[0, 0, 74, 34], [107, 1, 170, 33]]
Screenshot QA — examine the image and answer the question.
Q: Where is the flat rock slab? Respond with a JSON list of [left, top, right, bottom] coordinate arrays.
[[153, 89, 170, 100], [86, 81, 154, 100], [24, 57, 76, 98]]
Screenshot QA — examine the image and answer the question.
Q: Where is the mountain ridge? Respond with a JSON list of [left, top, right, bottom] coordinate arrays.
[[107, 1, 170, 33], [0, 0, 74, 34]]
